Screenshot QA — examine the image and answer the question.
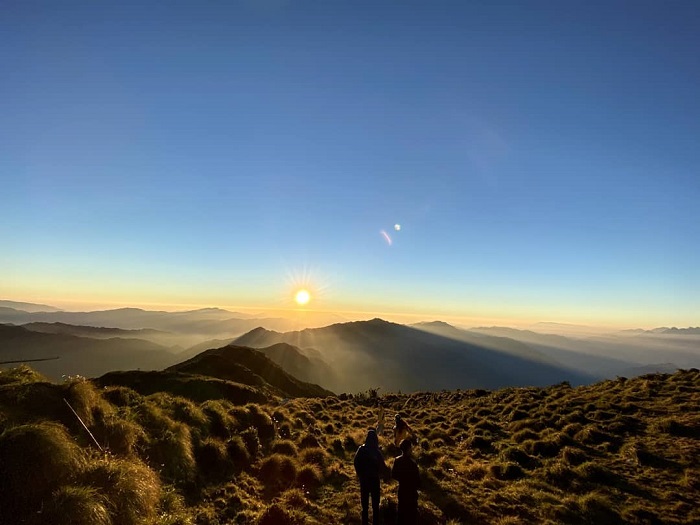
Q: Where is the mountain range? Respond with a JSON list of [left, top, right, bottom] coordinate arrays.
[[2, 300, 699, 394], [233, 318, 594, 392]]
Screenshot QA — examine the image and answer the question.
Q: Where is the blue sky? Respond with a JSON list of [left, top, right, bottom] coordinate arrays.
[[2, 1, 699, 327]]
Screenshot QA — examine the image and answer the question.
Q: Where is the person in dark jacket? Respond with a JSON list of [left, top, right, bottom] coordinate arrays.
[[391, 438, 421, 525], [354, 428, 388, 525]]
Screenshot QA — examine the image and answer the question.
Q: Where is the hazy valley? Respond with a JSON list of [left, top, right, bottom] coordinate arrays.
[[2, 302, 698, 392], [1, 301, 699, 524]]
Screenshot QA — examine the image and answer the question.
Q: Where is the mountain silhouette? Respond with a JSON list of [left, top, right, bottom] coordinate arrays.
[[0, 306, 297, 340], [22, 322, 168, 340], [167, 344, 333, 397], [234, 318, 592, 393], [0, 300, 62, 312], [470, 326, 700, 375]]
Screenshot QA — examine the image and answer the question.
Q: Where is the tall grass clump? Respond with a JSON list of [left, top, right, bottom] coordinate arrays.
[[93, 415, 144, 456], [194, 438, 231, 481], [82, 456, 161, 525], [0, 364, 47, 385], [201, 399, 236, 439], [258, 454, 299, 493], [226, 435, 252, 470], [102, 386, 143, 407], [272, 439, 299, 456], [0, 422, 85, 519], [136, 403, 195, 482], [41, 486, 112, 525], [246, 404, 276, 444]]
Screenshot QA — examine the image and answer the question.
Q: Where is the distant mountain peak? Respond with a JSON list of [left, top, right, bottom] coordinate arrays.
[[0, 300, 62, 313], [413, 320, 457, 329]]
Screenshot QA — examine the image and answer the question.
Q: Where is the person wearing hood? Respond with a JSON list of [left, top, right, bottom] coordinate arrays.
[[354, 428, 388, 525]]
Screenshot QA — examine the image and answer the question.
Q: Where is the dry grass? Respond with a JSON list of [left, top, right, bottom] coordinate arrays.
[[0, 366, 698, 524]]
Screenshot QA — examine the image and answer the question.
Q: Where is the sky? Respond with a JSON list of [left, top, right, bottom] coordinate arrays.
[[1, 0, 699, 328]]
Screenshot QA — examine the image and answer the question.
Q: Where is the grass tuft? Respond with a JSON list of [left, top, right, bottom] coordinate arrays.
[[0, 421, 84, 518], [82, 456, 161, 525], [42, 485, 112, 525]]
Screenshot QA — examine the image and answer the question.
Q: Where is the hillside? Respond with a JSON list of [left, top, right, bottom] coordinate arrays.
[[0, 300, 62, 312], [234, 319, 592, 392], [0, 365, 697, 524], [22, 321, 169, 340], [167, 344, 334, 398], [0, 324, 177, 379], [177, 340, 335, 387], [471, 326, 700, 376]]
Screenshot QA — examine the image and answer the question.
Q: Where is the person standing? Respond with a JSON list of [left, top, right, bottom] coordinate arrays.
[[393, 413, 414, 447], [354, 428, 388, 525], [391, 439, 421, 525]]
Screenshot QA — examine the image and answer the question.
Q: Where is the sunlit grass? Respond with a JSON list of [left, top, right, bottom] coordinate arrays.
[[0, 367, 698, 523]]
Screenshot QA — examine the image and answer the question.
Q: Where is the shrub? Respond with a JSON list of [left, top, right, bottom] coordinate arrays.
[[299, 433, 321, 449], [343, 434, 357, 451], [278, 422, 293, 439], [226, 435, 252, 470], [574, 426, 614, 446], [272, 439, 299, 456], [576, 492, 620, 524], [282, 488, 309, 509], [41, 486, 112, 525], [331, 438, 344, 456], [160, 395, 208, 430], [508, 409, 529, 421], [0, 364, 47, 385], [561, 446, 588, 466], [575, 462, 619, 485], [230, 406, 250, 429], [144, 423, 195, 483], [102, 386, 142, 407], [682, 469, 700, 490], [300, 447, 329, 467], [523, 439, 559, 458], [246, 404, 275, 444], [297, 464, 323, 491], [194, 438, 231, 480], [488, 462, 524, 480], [0, 422, 84, 518], [561, 423, 584, 437], [542, 462, 576, 488], [258, 454, 299, 492], [156, 487, 194, 525], [201, 400, 235, 439], [512, 429, 539, 443], [241, 427, 261, 458], [500, 446, 537, 468], [652, 417, 695, 437], [509, 418, 543, 433], [94, 416, 144, 456], [619, 441, 657, 467], [258, 503, 295, 525], [82, 456, 160, 525], [467, 435, 492, 451], [64, 378, 106, 428]]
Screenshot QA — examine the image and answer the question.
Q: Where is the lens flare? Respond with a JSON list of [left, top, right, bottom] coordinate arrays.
[[380, 230, 392, 246]]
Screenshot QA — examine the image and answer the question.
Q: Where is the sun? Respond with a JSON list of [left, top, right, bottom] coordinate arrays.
[[294, 289, 311, 306]]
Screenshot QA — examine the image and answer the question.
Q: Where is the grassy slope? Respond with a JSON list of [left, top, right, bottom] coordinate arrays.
[[0, 366, 698, 525]]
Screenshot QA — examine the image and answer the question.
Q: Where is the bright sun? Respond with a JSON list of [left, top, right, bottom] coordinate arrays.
[[294, 289, 311, 306]]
